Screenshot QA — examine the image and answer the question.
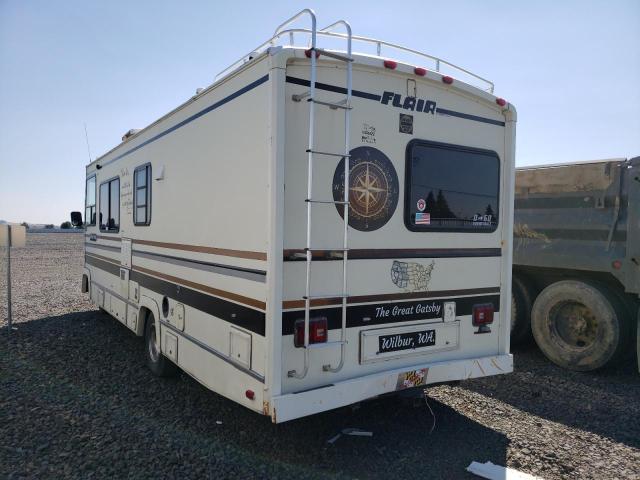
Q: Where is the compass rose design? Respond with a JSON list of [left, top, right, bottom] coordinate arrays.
[[332, 146, 399, 232]]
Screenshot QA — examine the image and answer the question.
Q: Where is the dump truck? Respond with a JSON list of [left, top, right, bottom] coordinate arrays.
[[511, 157, 640, 371]]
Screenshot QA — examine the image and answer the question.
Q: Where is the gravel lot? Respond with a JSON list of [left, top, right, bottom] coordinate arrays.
[[1, 233, 639, 479]]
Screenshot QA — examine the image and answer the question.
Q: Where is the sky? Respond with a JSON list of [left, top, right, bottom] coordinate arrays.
[[0, 0, 638, 225]]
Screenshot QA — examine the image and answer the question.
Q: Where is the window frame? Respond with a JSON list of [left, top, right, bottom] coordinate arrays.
[[98, 176, 120, 233], [403, 139, 501, 233], [133, 163, 152, 226], [85, 174, 97, 226]]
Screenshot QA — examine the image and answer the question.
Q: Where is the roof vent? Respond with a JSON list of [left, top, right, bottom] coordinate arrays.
[[122, 129, 141, 142], [195, 88, 204, 95]]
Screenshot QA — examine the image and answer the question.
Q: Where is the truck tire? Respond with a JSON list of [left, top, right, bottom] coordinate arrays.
[[144, 311, 178, 377], [511, 275, 533, 345], [531, 280, 629, 371]]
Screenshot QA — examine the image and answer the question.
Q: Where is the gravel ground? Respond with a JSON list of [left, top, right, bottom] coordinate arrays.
[[1, 233, 639, 479]]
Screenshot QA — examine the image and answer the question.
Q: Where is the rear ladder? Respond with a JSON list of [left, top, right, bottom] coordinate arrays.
[[281, 11, 354, 379]]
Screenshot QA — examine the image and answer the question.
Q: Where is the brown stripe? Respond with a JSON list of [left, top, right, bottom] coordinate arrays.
[[85, 234, 122, 242], [134, 239, 267, 261], [85, 252, 120, 265], [133, 265, 266, 311], [282, 286, 501, 310], [283, 247, 502, 261]]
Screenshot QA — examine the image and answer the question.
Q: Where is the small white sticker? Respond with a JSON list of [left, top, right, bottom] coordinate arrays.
[[416, 198, 426, 212]]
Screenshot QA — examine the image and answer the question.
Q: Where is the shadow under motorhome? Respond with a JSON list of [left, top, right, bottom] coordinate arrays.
[[75, 9, 517, 423]]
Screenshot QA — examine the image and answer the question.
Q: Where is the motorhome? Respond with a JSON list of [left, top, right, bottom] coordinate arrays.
[[73, 9, 517, 423]]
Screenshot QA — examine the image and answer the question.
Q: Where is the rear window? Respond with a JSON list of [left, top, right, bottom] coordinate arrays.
[[405, 140, 500, 232]]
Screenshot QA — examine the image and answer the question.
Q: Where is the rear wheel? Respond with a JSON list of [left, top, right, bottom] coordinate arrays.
[[144, 311, 178, 377], [511, 275, 533, 345], [531, 280, 629, 371]]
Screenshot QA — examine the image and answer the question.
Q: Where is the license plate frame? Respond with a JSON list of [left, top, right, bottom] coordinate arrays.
[[360, 322, 459, 364]]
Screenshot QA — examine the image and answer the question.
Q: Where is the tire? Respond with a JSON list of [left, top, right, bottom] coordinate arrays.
[[511, 275, 533, 345], [144, 311, 178, 377], [531, 280, 629, 371]]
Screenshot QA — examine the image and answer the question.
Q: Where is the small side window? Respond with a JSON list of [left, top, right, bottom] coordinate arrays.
[[99, 177, 120, 232], [134, 164, 151, 226], [85, 175, 96, 226]]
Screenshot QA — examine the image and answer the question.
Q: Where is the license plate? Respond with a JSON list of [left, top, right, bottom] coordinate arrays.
[[378, 329, 436, 354]]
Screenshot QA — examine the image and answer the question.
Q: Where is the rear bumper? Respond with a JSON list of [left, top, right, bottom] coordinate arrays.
[[271, 354, 513, 423]]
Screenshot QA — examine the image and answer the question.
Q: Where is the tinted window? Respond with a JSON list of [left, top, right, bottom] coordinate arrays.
[[85, 176, 96, 225], [134, 164, 151, 225], [405, 140, 500, 232], [99, 178, 120, 232]]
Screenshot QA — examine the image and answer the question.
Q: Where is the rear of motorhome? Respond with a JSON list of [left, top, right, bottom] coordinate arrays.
[[75, 10, 517, 422]]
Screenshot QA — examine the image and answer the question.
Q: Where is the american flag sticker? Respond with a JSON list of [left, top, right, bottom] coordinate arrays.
[[415, 212, 431, 225]]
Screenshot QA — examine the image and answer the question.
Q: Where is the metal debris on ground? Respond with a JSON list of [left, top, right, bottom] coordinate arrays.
[[327, 428, 373, 444], [467, 461, 542, 480]]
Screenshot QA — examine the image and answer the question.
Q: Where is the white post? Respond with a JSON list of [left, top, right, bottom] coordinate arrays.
[[6, 224, 12, 333]]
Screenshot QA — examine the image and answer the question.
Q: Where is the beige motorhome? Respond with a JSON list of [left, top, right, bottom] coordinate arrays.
[[74, 9, 517, 423]]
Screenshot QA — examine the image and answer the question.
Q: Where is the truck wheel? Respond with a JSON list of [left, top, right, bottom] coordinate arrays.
[[144, 312, 178, 377], [511, 275, 533, 345], [531, 280, 628, 371]]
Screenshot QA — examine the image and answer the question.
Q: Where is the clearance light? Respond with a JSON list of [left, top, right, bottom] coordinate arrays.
[[245, 390, 255, 400], [384, 60, 397, 70], [305, 49, 320, 59], [442, 75, 454, 85], [294, 317, 328, 347], [414, 67, 427, 76], [496, 98, 507, 107], [612, 260, 622, 270]]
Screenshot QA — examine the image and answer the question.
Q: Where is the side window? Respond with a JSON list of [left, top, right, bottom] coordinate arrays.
[[134, 164, 151, 225], [85, 175, 96, 226], [99, 177, 120, 232]]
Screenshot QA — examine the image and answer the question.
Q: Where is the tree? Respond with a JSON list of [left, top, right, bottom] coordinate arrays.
[[20, 222, 29, 229], [485, 204, 495, 217], [44, 224, 54, 229], [435, 190, 455, 219], [60, 221, 72, 229]]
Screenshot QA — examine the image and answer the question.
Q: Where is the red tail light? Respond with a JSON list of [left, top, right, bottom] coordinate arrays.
[[383, 59, 397, 69], [442, 75, 454, 85], [294, 317, 328, 347], [472, 304, 494, 326], [414, 67, 427, 76], [245, 389, 255, 400], [496, 97, 507, 107]]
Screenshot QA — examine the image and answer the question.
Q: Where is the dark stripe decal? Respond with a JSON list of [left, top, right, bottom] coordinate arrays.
[[133, 250, 266, 283], [86, 254, 120, 276], [283, 286, 500, 309], [130, 269, 266, 336], [285, 75, 381, 101], [96, 74, 270, 169], [132, 239, 267, 261], [436, 107, 505, 127], [282, 294, 501, 334], [285, 76, 504, 127], [85, 254, 266, 336], [284, 247, 501, 262]]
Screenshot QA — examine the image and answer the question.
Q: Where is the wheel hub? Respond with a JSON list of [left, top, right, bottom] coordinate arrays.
[[550, 301, 598, 349]]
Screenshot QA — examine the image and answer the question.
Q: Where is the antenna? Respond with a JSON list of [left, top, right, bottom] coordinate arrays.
[[83, 122, 93, 162]]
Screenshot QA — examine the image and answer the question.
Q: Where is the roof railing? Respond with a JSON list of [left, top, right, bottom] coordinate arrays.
[[216, 24, 494, 93]]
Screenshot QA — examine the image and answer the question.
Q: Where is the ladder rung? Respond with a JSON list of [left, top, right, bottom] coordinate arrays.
[[305, 199, 349, 205], [306, 340, 347, 350], [308, 98, 352, 110], [303, 294, 349, 300], [314, 48, 354, 62], [306, 149, 350, 158], [306, 247, 349, 252]]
